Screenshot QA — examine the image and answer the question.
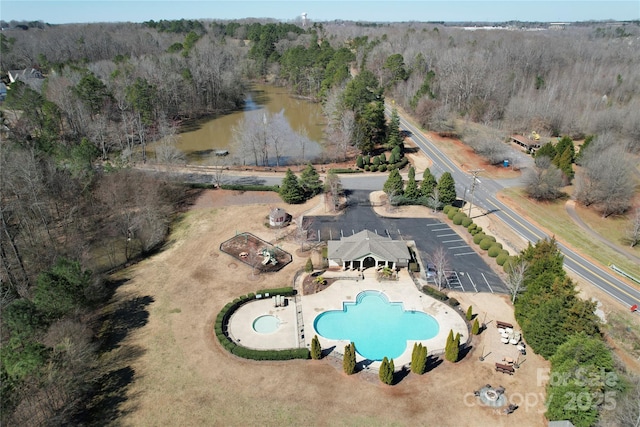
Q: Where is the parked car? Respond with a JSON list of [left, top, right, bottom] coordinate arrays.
[[426, 263, 437, 278]]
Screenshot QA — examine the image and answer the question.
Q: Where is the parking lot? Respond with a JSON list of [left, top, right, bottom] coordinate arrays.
[[307, 190, 508, 294]]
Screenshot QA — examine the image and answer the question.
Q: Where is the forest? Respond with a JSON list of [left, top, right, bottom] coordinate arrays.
[[1, 17, 639, 425]]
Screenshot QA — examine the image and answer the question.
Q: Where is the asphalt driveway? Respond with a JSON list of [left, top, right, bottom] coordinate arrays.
[[307, 190, 508, 294]]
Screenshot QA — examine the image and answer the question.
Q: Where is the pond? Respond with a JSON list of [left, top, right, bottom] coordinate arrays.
[[165, 84, 326, 165]]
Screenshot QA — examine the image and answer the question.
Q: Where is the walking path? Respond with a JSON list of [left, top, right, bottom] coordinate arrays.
[[565, 200, 640, 265]]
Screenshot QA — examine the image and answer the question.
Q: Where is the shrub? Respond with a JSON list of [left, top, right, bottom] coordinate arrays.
[[466, 305, 473, 320], [311, 335, 322, 360], [304, 258, 313, 273], [343, 342, 356, 375], [422, 285, 448, 301], [488, 245, 502, 257], [479, 237, 494, 250], [378, 164, 387, 172], [379, 357, 395, 385], [467, 223, 477, 233], [496, 253, 509, 266], [475, 226, 483, 234], [411, 343, 428, 374], [220, 184, 279, 192], [447, 209, 459, 220], [448, 298, 459, 307], [356, 155, 364, 169], [328, 168, 363, 174], [452, 212, 466, 225], [364, 165, 370, 171], [473, 233, 487, 244], [472, 318, 480, 335], [461, 217, 473, 227], [503, 256, 518, 272], [442, 205, 453, 215], [409, 262, 420, 272]]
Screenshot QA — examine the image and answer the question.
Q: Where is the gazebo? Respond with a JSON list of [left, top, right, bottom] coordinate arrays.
[[268, 208, 290, 227], [327, 230, 410, 271]]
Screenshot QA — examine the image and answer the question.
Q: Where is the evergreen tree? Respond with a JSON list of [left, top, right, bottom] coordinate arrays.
[[383, 168, 404, 197], [536, 142, 557, 159], [411, 343, 428, 374], [304, 258, 314, 273], [420, 168, 437, 197], [279, 169, 305, 204], [356, 155, 364, 169], [343, 342, 356, 375], [445, 329, 459, 362], [436, 172, 457, 206], [379, 357, 394, 385], [472, 318, 480, 335], [299, 163, 323, 197], [466, 305, 473, 321], [310, 335, 322, 360], [386, 108, 403, 149], [404, 166, 420, 199]]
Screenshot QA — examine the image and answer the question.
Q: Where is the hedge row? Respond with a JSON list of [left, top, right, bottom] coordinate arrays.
[[441, 205, 512, 273], [220, 184, 280, 192], [215, 287, 310, 361], [328, 168, 363, 174]]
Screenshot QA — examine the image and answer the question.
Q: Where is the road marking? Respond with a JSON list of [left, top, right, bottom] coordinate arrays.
[[442, 239, 464, 243], [426, 223, 444, 227], [436, 233, 458, 237], [430, 227, 450, 232], [448, 245, 470, 249], [454, 252, 477, 256], [467, 274, 479, 293], [482, 273, 494, 294]]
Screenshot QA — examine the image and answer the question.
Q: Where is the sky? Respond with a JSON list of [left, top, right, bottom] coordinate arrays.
[[1, 0, 639, 24]]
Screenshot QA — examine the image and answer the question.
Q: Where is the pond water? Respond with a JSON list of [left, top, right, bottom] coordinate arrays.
[[169, 84, 326, 165]]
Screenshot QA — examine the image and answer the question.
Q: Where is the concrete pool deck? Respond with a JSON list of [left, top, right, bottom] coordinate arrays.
[[227, 268, 468, 370]]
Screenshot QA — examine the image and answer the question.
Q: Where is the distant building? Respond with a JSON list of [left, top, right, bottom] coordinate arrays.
[[269, 208, 290, 227], [549, 22, 568, 30], [7, 68, 45, 92]]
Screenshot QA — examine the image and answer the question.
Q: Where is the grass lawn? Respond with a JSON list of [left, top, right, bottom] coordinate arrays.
[[500, 187, 640, 280]]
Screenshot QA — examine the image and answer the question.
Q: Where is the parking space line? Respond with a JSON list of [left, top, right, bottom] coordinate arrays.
[[436, 233, 458, 237], [430, 228, 450, 232], [446, 271, 464, 292], [481, 273, 494, 294], [426, 223, 444, 227], [467, 274, 478, 293], [448, 245, 469, 249], [442, 239, 463, 243], [454, 252, 477, 256]]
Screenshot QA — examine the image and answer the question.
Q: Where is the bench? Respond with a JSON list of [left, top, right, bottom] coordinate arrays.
[[495, 363, 515, 375], [496, 320, 514, 329]]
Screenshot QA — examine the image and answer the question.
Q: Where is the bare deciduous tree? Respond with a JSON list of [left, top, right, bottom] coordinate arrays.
[[524, 156, 563, 200], [429, 246, 450, 291], [506, 259, 528, 303], [574, 139, 635, 217], [626, 208, 640, 248]]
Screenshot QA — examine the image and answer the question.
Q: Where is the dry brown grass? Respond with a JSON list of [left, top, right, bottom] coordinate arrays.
[[108, 190, 549, 427]]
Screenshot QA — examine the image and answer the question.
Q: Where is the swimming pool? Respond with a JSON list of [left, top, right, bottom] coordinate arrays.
[[313, 290, 439, 361], [253, 315, 280, 334]]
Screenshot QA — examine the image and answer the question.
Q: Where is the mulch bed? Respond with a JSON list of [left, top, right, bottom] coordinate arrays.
[[302, 274, 337, 295], [220, 232, 292, 273]]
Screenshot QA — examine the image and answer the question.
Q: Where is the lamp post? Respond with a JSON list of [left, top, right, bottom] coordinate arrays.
[[467, 169, 483, 217]]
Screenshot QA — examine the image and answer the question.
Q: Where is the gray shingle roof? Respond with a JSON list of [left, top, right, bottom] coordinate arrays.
[[327, 230, 409, 263]]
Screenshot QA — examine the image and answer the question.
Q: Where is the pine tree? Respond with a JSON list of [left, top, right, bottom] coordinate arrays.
[[279, 169, 305, 204], [299, 163, 323, 197], [304, 258, 314, 273], [386, 108, 403, 149], [466, 305, 473, 321], [420, 168, 437, 197], [343, 342, 356, 375], [472, 318, 480, 335], [436, 172, 456, 206], [383, 168, 404, 196], [310, 335, 322, 359], [404, 166, 420, 199], [356, 155, 364, 169], [379, 357, 394, 385]]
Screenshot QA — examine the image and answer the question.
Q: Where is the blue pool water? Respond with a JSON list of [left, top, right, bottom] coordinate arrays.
[[313, 291, 439, 361]]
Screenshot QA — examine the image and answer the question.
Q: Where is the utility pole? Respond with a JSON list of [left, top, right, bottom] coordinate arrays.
[[467, 169, 484, 217]]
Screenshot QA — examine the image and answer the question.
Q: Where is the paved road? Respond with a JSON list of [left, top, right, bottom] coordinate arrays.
[[388, 106, 640, 311]]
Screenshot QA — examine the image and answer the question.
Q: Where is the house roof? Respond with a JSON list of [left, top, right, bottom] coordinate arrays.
[[269, 207, 287, 218], [327, 230, 409, 262], [510, 134, 540, 148]]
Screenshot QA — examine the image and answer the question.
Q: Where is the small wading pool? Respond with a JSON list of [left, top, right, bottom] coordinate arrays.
[[252, 315, 281, 334], [314, 290, 439, 361]]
